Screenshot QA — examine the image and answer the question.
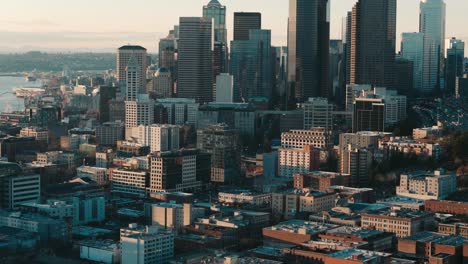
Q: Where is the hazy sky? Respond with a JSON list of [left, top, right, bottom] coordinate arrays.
[[0, 0, 466, 53]]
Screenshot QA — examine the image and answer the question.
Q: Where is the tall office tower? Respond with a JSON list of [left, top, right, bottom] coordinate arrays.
[[197, 124, 241, 184], [233, 12, 261, 41], [420, 0, 446, 94], [394, 57, 414, 96], [153, 68, 173, 98], [352, 98, 386, 132], [230, 29, 273, 101], [288, 0, 330, 101], [177, 17, 213, 103], [98, 85, 117, 123], [203, 0, 227, 44], [329, 39, 343, 101], [159, 27, 178, 78], [127, 124, 180, 153], [340, 145, 373, 187], [155, 98, 199, 126], [401, 33, 425, 93], [117, 45, 147, 88], [125, 55, 140, 101], [445, 38, 465, 94], [348, 0, 396, 89], [216, 73, 234, 103]]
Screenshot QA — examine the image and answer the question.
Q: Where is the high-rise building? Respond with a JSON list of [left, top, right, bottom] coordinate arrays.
[[202, 0, 227, 44], [155, 98, 199, 126], [230, 29, 273, 101], [158, 27, 178, 78], [95, 121, 125, 146], [98, 86, 117, 123], [0, 162, 40, 210], [281, 128, 330, 149], [177, 17, 213, 103], [197, 124, 241, 184], [126, 124, 180, 153], [233, 12, 261, 41], [117, 45, 147, 89], [348, 0, 396, 89], [215, 73, 234, 103], [420, 0, 446, 94], [278, 145, 320, 178], [445, 38, 465, 94], [149, 149, 211, 193], [401, 33, 425, 93], [340, 145, 373, 187], [152, 68, 173, 98], [288, 0, 330, 101], [352, 98, 386, 132], [125, 98, 154, 133], [125, 55, 140, 101], [303, 97, 334, 130]]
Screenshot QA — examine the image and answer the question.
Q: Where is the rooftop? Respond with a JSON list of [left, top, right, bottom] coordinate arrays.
[[79, 239, 118, 251], [328, 249, 391, 261], [118, 45, 146, 51], [403, 231, 466, 246], [265, 220, 338, 235], [363, 209, 433, 219], [326, 226, 386, 239]]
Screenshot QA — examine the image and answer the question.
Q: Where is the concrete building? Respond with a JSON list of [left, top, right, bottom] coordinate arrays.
[[197, 124, 241, 184], [95, 121, 124, 146], [178, 17, 213, 103], [117, 45, 147, 89], [152, 67, 172, 98], [361, 209, 435, 238], [339, 145, 373, 187], [215, 73, 233, 103], [148, 203, 204, 232], [124, 98, 155, 135], [272, 189, 307, 219], [352, 98, 385, 132], [424, 200, 468, 215], [126, 124, 180, 153], [345, 84, 373, 113], [0, 210, 68, 242], [303, 98, 334, 130], [278, 145, 320, 178], [79, 239, 120, 264], [281, 128, 330, 149], [19, 127, 48, 142], [396, 170, 456, 200], [121, 225, 174, 264], [155, 98, 199, 126], [413, 126, 442, 139], [218, 190, 271, 206], [149, 149, 210, 193], [0, 162, 40, 210], [111, 169, 149, 198], [77, 166, 109, 186], [299, 191, 336, 213], [420, 0, 446, 94], [339, 131, 389, 152], [293, 171, 350, 191], [263, 220, 338, 246], [116, 140, 150, 157], [379, 137, 442, 160]]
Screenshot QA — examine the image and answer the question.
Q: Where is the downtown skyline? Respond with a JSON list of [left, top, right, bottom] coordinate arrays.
[[0, 0, 467, 53]]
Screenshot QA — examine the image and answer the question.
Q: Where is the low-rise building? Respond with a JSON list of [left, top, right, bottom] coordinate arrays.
[[413, 126, 442, 139], [361, 210, 435, 238], [263, 220, 338, 246], [79, 239, 121, 264], [278, 145, 320, 178], [218, 190, 271, 206], [111, 169, 148, 198], [438, 222, 468, 238], [299, 191, 336, 213], [319, 226, 394, 252], [379, 137, 442, 160], [293, 171, 350, 191], [396, 170, 456, 200], [20, 127, 48, 142], [77, 166, 109, 186], [147, 203, 204, 232], [424, 200, 468, 215], [271, 189, 307, 219]]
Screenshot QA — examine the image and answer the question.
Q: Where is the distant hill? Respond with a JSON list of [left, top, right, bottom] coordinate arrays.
[[0, 52, 116, 73]]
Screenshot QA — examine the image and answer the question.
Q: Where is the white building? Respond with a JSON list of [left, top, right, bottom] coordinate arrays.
[[218, 191, 271, 206], [401, 32, 425, 92], [111, 169, 148, 198], [126, 124, 180, 152], [80, 239, 120, 264], [125, 98, 155, 136], [148, 203, 204, 232], [19, 127, 48, 142], [281, 128, 330, 149], [19, 200, 73, 220], [77, 166, 109, 186], [216, 73, 234, 103], [121, 225, 174, 264], [396, 170, 456, 200], [303, 97, 334, 130]]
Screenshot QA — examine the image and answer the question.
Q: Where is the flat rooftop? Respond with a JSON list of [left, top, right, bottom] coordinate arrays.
[[326, 226, 385, 239], [380, 196, 425, 205], [329, 249, 391, 261], [265, 220, 338, 235]]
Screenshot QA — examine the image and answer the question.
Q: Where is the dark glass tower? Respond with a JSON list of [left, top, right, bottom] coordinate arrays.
[[348, 0, 396, 89], [233, 12, 261, 41], [287, 0, 330, 102]]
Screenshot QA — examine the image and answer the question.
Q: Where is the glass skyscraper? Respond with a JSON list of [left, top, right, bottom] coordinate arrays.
[[202, 0, 227, 44]]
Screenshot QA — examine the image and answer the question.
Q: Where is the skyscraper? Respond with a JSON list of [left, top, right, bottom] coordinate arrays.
[[288, 0, 330, 101], [202, 0, 227, 44], [117, 45, 147, 89], [420, 0, 446, 94], [177, 17, 213, 104], [125, 55, 140, 101], [230, 30, 273, 101], [445, 38, 465, 95], [348, 0, 396, 89], [233, 12, 261, 41], [352, 98, 386, 133], [401, 32, 425, 92]]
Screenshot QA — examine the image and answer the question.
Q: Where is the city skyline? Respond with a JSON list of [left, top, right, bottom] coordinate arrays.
[[0, 0, 467, 53]]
